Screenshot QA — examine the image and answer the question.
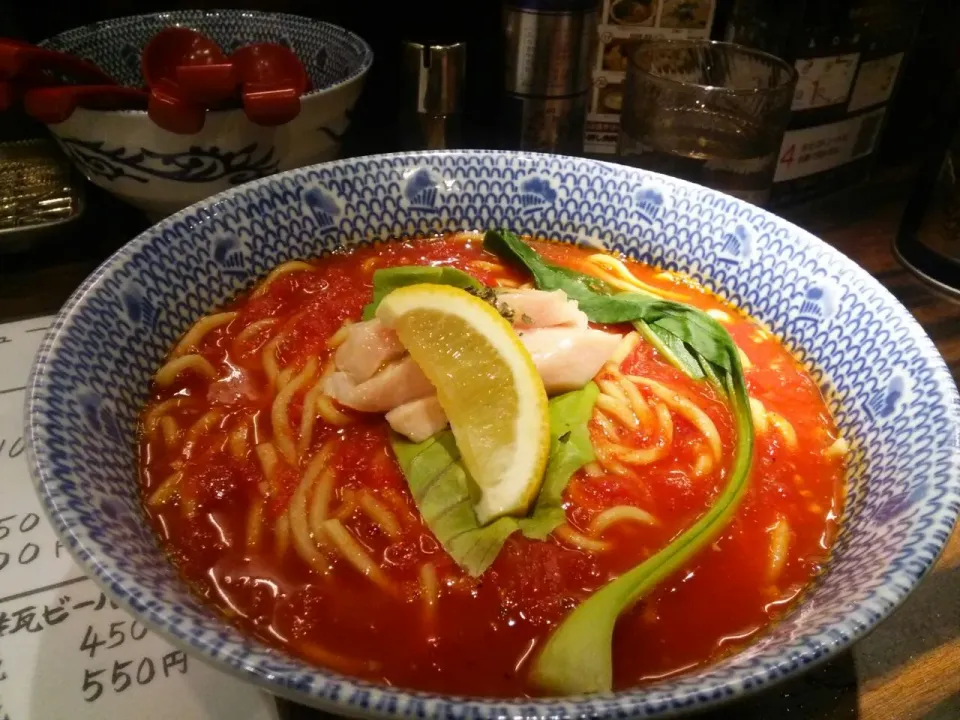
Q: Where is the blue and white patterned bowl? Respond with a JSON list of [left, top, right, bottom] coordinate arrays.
[[26, 151, 960, 718], [37, 10, 373, 218]]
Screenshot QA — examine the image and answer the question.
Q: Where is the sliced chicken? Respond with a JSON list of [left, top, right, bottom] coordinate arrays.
[[496, 289, 588, 330], [335, 319, 406, 383], [324, 356, 435, 413], [519, 327, 621, 394], [385, 396, 449, 442], [324, 292, 619, 438]]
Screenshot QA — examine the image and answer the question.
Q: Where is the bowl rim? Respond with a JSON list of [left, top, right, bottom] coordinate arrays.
[[25, 149, 960, 719], [36, 9, 375, 118]]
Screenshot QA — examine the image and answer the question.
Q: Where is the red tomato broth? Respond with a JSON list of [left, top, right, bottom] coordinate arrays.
[[138, 234, 846, 697]]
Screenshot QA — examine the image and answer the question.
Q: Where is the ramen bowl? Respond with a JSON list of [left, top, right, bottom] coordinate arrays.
[[37, 10, 372, 218], [26, 151, 960, 717]]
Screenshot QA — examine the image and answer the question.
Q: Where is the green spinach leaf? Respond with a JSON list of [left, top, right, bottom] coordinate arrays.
[[635, 320, 705, 380], [362, 266, 482, 320], [519, 381, 599, 540], [390, 383, 599, 576], [483, 229, 755, 694], [530, 374, 753, 694], [482, 230, 737, 376]]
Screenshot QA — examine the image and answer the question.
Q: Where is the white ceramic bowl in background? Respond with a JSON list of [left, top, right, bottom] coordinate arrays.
[[38, 10, 372, 218]]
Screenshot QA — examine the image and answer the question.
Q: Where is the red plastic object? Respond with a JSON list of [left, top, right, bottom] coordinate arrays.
[[142, 28, 236, 106], [23, 85, 147, 123], [146, 77, 206, 134], [0, 70, 54, 112], [231, 43, 308, 126], [175, 62, 236, 105], [0, 38, 115, 85]]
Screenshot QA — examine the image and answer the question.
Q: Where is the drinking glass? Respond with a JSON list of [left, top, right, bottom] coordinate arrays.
[[619, 39, 797, 206]]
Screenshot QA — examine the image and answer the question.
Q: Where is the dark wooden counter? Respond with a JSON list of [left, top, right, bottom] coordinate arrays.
[[2, 180, 958, 720]]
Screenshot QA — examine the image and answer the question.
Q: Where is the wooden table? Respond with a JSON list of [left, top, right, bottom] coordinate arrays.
[[2, 181, 958, 720]]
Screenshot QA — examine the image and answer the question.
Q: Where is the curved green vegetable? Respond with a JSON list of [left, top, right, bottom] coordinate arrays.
[[531, 373, 752, 694], [483, 230, 755, 694], [391, 383, 600, 576]]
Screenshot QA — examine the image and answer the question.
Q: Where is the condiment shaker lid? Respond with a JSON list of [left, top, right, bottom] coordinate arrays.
[[402, 41, 466, 116]]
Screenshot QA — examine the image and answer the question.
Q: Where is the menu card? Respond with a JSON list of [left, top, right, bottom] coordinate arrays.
[[585, 0, 717, 155], [0, 317, 280, 720]]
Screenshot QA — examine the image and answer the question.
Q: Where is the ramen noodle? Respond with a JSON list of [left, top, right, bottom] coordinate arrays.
[[139, 232, 846, 696]]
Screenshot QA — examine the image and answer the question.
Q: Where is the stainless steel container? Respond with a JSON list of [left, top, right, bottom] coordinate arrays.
[[0, 138, 85, 253], [502, 0, 598, 153], [401, 41, 466, 150]]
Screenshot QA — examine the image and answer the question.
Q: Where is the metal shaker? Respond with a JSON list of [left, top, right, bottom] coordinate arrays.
[[502, 0, 598, 153], [400, 41, 466, 150]]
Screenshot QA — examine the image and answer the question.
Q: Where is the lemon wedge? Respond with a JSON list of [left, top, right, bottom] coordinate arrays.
[[377, 284, 550, 524]]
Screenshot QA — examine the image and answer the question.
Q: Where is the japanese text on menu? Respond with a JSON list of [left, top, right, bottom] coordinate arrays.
[[0, 318, 278, 720]]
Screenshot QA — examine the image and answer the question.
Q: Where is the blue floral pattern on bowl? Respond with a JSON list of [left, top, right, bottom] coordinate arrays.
[[57, 138, 280, 185], [26, 151, 960, 718]]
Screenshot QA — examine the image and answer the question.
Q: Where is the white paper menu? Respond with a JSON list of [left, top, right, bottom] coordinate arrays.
[[0, 317, 280, 720]]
